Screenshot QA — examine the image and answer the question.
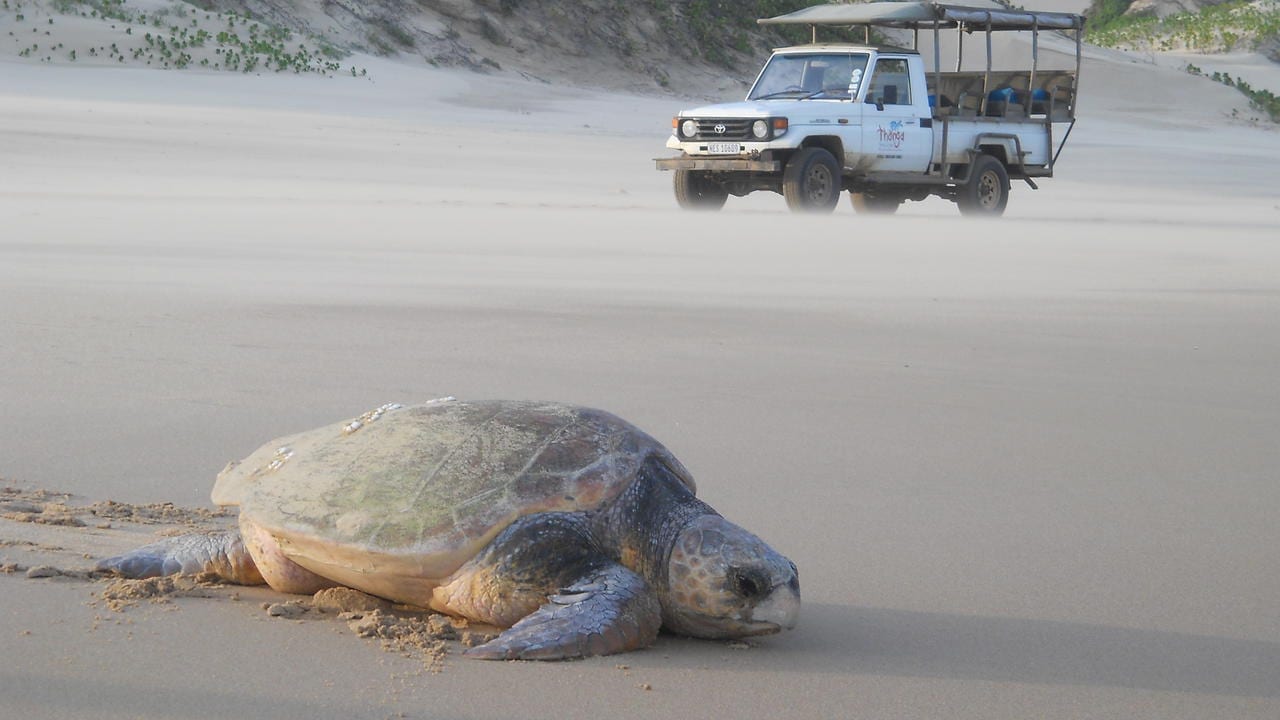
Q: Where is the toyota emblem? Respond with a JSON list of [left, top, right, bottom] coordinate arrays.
[[713, 124, 727, 134]]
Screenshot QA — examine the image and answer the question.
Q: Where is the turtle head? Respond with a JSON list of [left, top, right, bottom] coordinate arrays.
[[662, 514, 800, 639]]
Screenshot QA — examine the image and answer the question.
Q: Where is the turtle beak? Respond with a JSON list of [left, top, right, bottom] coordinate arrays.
[[746, 567, 800, 632]]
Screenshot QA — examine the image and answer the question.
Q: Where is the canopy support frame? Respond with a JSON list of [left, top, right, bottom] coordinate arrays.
[[980, 13, 992, 116]]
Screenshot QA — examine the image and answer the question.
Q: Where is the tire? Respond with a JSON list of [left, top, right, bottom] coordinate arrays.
[[849, 191, 903, 214], [957, 154, 1010, 216], [783, 147, 841, 213], [673, 169, 728, 211]]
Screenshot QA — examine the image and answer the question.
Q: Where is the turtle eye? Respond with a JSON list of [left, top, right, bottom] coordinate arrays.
[[729, 568, 769, 600]]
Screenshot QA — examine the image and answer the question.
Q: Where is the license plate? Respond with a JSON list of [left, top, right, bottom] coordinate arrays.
[[707, 142, 740, 154]]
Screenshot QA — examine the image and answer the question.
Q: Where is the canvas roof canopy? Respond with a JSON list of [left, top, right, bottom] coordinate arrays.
[[758, 2, 1083, 31]]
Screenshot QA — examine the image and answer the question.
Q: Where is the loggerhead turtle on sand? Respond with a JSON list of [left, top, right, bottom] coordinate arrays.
[[97, 399, 800, 659]]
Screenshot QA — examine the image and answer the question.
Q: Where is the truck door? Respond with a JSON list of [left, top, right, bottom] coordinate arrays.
[[860, 57, 932, 173], [792, 54, 865, 170]]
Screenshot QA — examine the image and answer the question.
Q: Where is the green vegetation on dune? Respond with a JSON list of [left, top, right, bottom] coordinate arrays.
[[1186, 62, 1280, 120], [5, 0, 363, 75], [1086, 0, 1280, 53], [1085, 0, 1138, 32], [1083, 0, 1280, 124]]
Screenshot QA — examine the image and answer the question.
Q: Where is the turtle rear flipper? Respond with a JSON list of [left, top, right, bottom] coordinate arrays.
[[464, 564, 661, 660], [95, 530, 265, 585]]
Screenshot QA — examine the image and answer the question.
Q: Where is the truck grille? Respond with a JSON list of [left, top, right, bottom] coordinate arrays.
[[691, 118, 754, 141]]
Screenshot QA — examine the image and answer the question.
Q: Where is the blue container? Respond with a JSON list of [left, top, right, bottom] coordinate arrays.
[[988, 87, 1020, 103]]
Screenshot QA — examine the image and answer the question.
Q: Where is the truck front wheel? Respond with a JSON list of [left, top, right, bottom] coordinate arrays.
[[673, 169, 728, 211], [957, 155, 1010, 216], [783, 148, 840, 213]]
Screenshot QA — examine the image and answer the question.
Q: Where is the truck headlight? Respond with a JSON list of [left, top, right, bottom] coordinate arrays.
[[752, 120, 769, 139], [680, 119, 697, 138]]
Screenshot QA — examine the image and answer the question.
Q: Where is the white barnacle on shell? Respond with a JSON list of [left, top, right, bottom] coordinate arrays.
[[426, 397, 455, 405], [267, 446, 295, 471], [343, 402, 408, 435]]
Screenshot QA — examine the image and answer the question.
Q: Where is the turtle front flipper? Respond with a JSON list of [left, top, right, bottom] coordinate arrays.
[[464, 564, 661, 660], [95, 530, 265, 585], [434, 511, 662, 660]]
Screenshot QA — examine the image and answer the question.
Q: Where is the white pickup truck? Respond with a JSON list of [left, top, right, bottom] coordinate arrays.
[[655, 2, 1083, 215]]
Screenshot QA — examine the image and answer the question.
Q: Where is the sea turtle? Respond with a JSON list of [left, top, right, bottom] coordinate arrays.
[[97, 399, 800, 659]]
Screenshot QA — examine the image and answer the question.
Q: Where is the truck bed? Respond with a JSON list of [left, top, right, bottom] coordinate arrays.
[[929, 69, 1076, 121], [922, 69, 1075, 170]]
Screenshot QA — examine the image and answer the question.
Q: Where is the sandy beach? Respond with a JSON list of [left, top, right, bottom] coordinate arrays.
[[3, 4, 1280, 717]]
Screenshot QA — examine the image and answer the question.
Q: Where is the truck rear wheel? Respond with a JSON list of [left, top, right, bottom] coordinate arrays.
[[849, 191, 903, 214], [958, 155, 1009, 217], [783, 148, 840, 213], [674, 169, 728, 211]]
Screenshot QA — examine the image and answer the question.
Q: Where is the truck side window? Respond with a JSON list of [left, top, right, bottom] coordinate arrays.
[[866, 58, 911, 106]]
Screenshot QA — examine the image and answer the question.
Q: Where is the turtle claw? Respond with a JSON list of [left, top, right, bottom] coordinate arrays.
[[464, 564, 661, 661]]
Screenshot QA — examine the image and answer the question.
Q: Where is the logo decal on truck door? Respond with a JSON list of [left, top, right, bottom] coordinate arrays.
[[877, 120, 906, 150]]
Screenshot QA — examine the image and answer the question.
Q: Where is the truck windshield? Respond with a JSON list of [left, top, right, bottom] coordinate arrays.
[[749, 53, 871, 101]]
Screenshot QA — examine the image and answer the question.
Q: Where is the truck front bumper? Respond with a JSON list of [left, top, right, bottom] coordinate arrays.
[[654, 157, 782, 172]]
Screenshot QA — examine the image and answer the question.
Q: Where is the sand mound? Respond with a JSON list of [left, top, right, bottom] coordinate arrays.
[[1, 485, 228, 530], [0, 0, 816, 94], [93, 572, 225, 611], [258, 587, 500, 673]]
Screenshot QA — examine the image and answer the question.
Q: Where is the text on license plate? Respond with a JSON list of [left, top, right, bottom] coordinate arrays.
[[707, 142, 741, 154]]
